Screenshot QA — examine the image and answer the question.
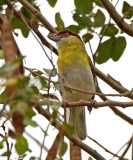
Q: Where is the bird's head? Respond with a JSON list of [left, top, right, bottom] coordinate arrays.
[[48, 30, 83, 48]]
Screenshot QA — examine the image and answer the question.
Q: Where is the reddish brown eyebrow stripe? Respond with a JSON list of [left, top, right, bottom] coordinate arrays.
[[57, 30, 81, 40]]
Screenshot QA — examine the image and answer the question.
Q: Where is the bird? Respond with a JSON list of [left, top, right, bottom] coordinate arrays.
[[48, 30, 95, 140]]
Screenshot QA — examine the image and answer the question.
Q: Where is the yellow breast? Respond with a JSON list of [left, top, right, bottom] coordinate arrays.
[[57, 35, 90, 72]]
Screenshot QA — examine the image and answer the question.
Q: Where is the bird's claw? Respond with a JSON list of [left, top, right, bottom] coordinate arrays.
[[87, 99, 97, 114]]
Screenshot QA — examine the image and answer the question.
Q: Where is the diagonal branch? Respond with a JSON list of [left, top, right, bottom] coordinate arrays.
[[5, 0, 58, 55], [17, 0, 57, 33], [35, 106, 106, 160], [99, 0, 133, 37]]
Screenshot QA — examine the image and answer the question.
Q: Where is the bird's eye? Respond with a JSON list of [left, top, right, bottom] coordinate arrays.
[[64, 33, 69, 37]]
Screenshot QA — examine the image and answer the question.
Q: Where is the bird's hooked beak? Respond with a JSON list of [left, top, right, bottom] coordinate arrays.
[[48, 33, 63, 42]]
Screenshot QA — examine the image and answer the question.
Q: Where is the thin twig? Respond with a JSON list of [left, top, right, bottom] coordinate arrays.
[[24, 131, 48, 152], [111, 137, 132, 160], [39, 123, 50, 159], [87, 135, 122, 159], [120, 137, 132, 159]]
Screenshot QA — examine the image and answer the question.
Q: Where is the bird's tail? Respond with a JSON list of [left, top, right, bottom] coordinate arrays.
[[67, 106, 86, 140]]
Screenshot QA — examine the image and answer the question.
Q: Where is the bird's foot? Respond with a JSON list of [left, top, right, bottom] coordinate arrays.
[[87, 99, 97, 114]]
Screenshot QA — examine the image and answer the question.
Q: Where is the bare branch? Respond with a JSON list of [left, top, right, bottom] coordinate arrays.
[[24, 131, 48, 152], [5, 0, 58, 55], [94, 67, 133, 99], [87, 135, 123, 159], [100, 0, 133, 37], [17, 0, 57, 33], [96, 86, 133, 125]]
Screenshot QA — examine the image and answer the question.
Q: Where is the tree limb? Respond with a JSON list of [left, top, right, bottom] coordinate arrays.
[[17, 0, 57, 33], [99, 0, 133, 37]]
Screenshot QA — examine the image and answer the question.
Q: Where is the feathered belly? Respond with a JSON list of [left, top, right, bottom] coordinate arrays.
[[59, 65, 95, 101]]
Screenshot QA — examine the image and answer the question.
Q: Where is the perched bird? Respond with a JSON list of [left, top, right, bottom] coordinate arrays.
[[48, 30, 95, 140]]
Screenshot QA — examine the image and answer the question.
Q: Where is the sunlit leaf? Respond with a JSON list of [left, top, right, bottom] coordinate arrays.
[[15, 134, 28, 155], [88, 157, 93, 160], [55, 12, 65, 31], [96, 37, 115, 64], [94, 9, 105, 27], [122, 1, 133, 19], [82, 33, 93, 43], [47, 0, 58, 7], [100, 24, 119, 37], [74, 0, 93, 14], [111, 36, 126, 61]]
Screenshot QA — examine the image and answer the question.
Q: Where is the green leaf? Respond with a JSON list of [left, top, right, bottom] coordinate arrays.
[[63, 122, 74, 137], [1, 151, 11, 157], [74, 0, 93, 14], [0, 0, 5, 5], [64, 87, 72, 93], [15, 134, 28, 155], [73, 12, 93, 27], [55, 12, 65, 31], [0, 61, 20, 78], [25, 107, 36, 119], [93, 0, 103, 8], [47, 0, 58, 7], [58, 140, 68, 158], [96, 37, 115, 64], [111, 36, 126, 61], [0, 136, 7, 149], [11, 17, 30, 38], [38, 77, 47, 88], [67, 25, 81, 33], [52, 109, 58, 119], [94, 9, 105, 27], [2, 78, 18, 87], [24, 119, 38, 127], [0, 50, 3, 59], [122, 1, 133, 19], [100, 24, 119, 37], [43, 68, 57, 77], [0, 90, 7, 103], [88, 157, 93, 160], [82, 33, 93, 43], [20, 7, 32, 20]]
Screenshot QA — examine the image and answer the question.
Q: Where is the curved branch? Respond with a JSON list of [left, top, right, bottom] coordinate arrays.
[[100, 0, 133, 37]]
